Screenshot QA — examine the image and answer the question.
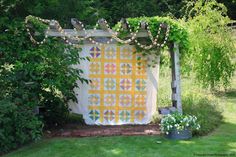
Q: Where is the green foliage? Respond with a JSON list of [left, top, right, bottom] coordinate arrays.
[[0, 12, 88, 153], [1, 0, 96, 27], [67, 113, 85, 125], [1, 0, 191, 26], [96, 0, 191, 25], [113, 16, 189, 67], [25, 15, 48, 41], [185, 0, 236, 89], [0, 0, 19, 15], [150, 112, 161, 124], [41, 94, 69, 127], [0, 17, 87, 128], [2, 0, 236, 27], [126, 17, 189, 49], [183, 93, 223, 136], [0, 99, 43, 153]]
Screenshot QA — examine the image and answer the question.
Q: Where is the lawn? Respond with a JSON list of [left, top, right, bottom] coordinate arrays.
[[3, 73, 236, 157]]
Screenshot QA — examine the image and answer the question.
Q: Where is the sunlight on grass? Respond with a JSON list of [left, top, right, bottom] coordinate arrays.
[[110, 149, 122, 155], [178, 141, 195, 144], [228, 142, 236, 148]]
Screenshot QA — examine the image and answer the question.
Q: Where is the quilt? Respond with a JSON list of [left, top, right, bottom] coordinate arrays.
[[69, 44, 158, 125]]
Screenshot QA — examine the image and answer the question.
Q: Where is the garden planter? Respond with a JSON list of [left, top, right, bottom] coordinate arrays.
[[166, 129, 192, 140]]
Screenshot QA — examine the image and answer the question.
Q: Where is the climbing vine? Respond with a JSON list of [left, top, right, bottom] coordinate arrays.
[[114, 16, 189, 66]]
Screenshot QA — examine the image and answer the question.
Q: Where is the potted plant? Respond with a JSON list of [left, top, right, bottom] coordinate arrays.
[[160, 112, 200, 140]]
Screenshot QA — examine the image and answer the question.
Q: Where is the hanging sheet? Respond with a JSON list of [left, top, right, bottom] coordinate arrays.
[[69, 44, 158, 125]]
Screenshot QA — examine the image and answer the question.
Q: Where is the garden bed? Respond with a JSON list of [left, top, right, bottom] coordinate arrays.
[[44, 124, 160, 138]]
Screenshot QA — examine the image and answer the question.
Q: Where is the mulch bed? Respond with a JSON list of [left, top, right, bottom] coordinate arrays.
[[44, 124, 160, 138]]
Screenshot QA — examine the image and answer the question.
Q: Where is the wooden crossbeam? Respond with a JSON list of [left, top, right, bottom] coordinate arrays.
[[47, 29, 149, 37]]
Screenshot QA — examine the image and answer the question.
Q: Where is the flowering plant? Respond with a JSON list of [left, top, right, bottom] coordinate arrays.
[[160, 112, 200, 135]]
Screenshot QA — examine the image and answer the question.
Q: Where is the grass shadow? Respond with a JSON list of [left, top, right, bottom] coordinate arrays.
[[214, 89, 236, 99]]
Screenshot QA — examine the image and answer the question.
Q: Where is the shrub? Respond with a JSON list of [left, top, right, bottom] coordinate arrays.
[[151, 112, 162, 124], [184, 0, 236, 89], [182, 93, 223, 136], [67, 113, 85, 125], [0, 99, 43, 154], [0, 17, 88, 127]]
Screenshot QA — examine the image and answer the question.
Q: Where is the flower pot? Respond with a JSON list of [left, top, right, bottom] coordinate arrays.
[[166, 129, 192, 140]]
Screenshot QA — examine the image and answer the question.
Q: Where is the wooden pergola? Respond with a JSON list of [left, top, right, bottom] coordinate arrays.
[[45, 18, 182, 114]]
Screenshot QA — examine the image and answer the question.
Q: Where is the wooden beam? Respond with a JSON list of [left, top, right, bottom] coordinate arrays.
[[49, 21, 60, 30], [120, 18, 128, 30], [71, 18, 84, 30], [169, 42, 182, 113], [47, 29, 149, 37], [140, 21, 147, 30], [156, 54, 160, 112], [98, 18, 108, 30]]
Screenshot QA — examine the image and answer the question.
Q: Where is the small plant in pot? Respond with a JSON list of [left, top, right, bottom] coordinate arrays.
[[160, 112, 200, 140]]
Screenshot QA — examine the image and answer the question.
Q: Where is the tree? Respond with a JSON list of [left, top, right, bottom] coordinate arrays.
[[95, 0, 190, 25], [184, 0, 236, 89]]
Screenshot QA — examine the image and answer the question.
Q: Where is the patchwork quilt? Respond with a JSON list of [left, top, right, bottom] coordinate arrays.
[[70, 44, 158, 125]]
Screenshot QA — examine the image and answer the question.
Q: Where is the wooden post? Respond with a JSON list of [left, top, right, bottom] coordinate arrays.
[[170, 42, 182, 113], [155, 54, 160, 114]]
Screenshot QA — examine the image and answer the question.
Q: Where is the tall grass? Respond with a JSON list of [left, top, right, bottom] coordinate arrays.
[[182, 93, 223, 136]]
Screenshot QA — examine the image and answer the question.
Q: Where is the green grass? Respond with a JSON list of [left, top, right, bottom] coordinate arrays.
[[3, 73, 236, 157]]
